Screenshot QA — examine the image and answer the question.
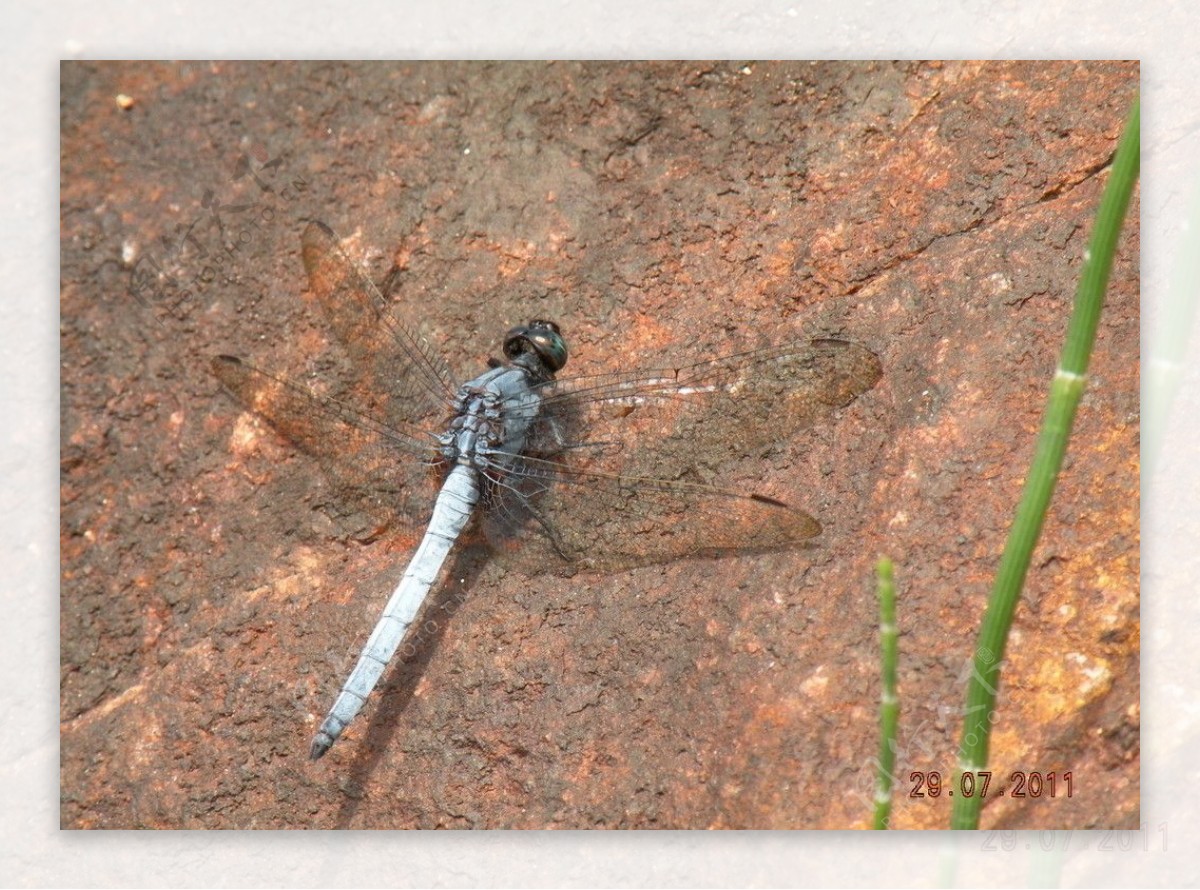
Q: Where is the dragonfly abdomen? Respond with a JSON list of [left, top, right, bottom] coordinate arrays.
[[310, 464, 480, 759]]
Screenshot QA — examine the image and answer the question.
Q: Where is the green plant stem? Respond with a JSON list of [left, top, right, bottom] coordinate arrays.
[[873, 557, 899, 829], [950, 97, 1139, 830]]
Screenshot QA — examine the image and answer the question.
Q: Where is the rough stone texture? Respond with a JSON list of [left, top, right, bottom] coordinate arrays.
[[60, 60, 1138, 829]]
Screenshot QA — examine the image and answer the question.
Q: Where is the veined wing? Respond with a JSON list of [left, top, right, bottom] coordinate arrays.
[[481, 452, 822, 571], [482, 338, 881, 569], [212, 355, 444, 531], [300, 221, 458, 431], [532, 339, 881, 470]]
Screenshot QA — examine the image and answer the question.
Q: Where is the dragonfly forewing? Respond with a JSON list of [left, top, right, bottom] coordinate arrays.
[[300, 220, 458, 433], [531, 339, 881, 472]]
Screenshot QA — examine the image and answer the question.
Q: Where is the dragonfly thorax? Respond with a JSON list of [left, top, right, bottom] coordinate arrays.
[[441, 365, 544, 471]]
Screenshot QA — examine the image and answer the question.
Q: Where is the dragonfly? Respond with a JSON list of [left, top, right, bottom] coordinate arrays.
[[212, 220, 882, 760]]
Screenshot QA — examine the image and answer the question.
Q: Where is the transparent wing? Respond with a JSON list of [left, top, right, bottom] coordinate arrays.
[[481, 454, 822, 571], [482, 338, 881, 570], [211, 355, 444, 531], [300, 220, 458, 430], [534, 338, 882, 469]]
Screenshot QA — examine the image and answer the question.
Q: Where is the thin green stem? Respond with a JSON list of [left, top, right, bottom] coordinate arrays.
[[950, 97, 1139, 830], [873, 557, 899, 829]]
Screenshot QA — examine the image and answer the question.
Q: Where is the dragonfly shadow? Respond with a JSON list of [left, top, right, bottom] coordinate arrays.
[[328, 541, 492, 826]]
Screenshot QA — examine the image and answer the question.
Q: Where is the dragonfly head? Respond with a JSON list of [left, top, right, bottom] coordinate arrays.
[[503, 319, 568, 374]]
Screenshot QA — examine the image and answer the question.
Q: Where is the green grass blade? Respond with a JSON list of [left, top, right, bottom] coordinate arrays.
[[950, 97, 1139, 830], [873, 557, 899, 829]]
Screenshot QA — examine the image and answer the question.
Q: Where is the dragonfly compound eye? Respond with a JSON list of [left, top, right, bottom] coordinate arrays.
[[503, 320, 568, 372]]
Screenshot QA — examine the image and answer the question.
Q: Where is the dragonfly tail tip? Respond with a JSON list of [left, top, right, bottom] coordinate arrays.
[[309, 732, 334, 761]]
